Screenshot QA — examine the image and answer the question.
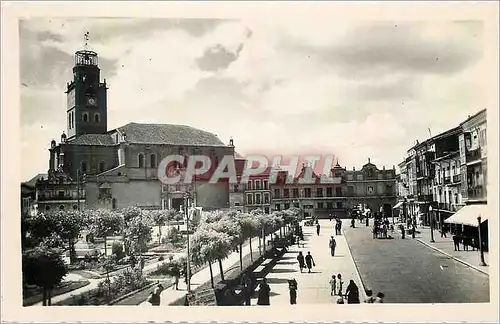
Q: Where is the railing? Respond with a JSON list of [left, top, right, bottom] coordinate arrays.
[[417, 194, 433, 202], [467, 185, 485, 200], [466, 148, 481, 164], [452, 175, 461, 183], [38, 195, 85, 201]]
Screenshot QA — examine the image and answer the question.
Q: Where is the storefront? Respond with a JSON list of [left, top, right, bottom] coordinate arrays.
[[444, 203, 488, 251]]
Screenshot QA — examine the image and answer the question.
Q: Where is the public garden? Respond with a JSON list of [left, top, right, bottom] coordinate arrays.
[[21, 205, 302, 306]]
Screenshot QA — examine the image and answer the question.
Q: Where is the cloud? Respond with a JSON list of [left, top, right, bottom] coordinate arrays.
[[20, 18, 486, 180]]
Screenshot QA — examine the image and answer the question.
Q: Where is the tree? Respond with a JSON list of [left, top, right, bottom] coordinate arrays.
[[87, 209, 124, 256], [22, 240, 68, 306], [190, 225, 232, 286], [203, 211, 242, 270], [26, 211, 86, 263], [253, 211, 269, 254], [124, 213, 153, 256], [235, 212, 259, 264], [149, 210, 166, 244]]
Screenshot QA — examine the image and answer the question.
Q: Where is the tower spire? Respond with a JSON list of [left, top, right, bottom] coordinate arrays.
[[84, 31, 90, 49]]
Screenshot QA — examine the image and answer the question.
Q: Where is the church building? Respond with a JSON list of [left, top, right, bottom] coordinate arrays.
[[36, 44, 234, 212]]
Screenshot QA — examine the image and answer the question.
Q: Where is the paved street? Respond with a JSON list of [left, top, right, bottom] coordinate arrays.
[[256, 220, 365, 305], [344, 221, 490, 303]]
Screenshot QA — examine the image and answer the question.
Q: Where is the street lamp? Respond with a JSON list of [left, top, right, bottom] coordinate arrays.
[[429, 206, 435, 243], [477, 216, 487, 266], [184, 192, 192, 292]]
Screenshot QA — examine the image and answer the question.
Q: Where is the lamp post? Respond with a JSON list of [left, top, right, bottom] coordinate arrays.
[[477, 216, 487, 266], [184, 192, 192, 292], [429, 206, 435, 243]]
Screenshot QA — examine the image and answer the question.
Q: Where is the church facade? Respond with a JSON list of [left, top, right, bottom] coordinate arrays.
[[36, 47, 234, 213]]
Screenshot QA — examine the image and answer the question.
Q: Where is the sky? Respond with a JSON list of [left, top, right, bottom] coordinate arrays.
[[20, 18, 486, 181]]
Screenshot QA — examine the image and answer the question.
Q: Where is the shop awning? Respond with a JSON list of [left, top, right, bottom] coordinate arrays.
[[444, 204, 489, 227], [392, 201, 403, 209]]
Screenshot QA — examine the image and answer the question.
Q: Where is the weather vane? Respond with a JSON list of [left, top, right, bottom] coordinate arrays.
[[84, 31, 90, 49]]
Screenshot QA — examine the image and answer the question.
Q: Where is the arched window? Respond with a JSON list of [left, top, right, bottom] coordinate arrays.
[[83, 112, 89, 122], [94, 113, 100, 123], [81, 160, 88, 173], [150, 153, 157, 168], [138, 153, 145, 168], [99, 161, 106, 173]]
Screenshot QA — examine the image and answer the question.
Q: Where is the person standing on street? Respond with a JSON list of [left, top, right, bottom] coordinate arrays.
[[329, 214, 332, 222], [337, 274, 344, 295], [288, 278, 298, 304], [374, 292, 385, 303], [147, 286, 162, 306], [345, 280, 360, 304], [305, 251, 315, 273], [441, 225, 447, 238], [329, 236, 337, 256], [297, 251, 305, 273], [364, 289, 376, 303], [329, 275, 337, 296], [316, 223, 321, 236], [257, 278, 271, 305], [350, 218, 356, 228], [453, 234, 461, 251]]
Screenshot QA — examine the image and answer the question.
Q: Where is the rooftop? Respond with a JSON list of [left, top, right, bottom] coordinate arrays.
[[68, 134, 116, 146], [117, 122, 227, 147]]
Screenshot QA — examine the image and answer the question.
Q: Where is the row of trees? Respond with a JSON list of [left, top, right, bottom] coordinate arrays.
[[189, 207, 302, 288], [21, 206, 184, 306]]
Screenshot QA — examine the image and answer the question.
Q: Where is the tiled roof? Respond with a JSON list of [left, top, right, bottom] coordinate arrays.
[[117, 122, 226, 146], [68, 134, 116, 146]]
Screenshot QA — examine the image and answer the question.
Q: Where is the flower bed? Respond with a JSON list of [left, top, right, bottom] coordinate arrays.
[[54, 269, 149, 305], [23, 280, 91, 306]]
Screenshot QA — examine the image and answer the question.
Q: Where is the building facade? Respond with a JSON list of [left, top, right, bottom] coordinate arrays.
[[270, 160, 397, 219], [36, 45, 233, 213], [244, 167, 272, 214], [459, 109, 487, 205]]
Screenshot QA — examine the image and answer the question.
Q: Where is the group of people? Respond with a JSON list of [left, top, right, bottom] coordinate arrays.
[[329, 274, 385, 304], [296, 251, 316, 273], [452, 233, 479, 251], [372, 218, 394, 239]]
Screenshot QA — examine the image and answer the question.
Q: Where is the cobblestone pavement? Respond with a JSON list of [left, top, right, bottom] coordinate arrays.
[[259, 220, 365, 305], [343, 222, 490, 303]]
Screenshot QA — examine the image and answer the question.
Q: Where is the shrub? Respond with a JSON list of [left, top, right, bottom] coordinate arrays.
[[111, 242, 125, 260]]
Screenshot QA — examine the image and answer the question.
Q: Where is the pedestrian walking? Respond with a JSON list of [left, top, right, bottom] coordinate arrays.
[[453, 234, 461, 251], [400, 224, 405, 239], [364, 289, 376, 303], [257, 278, 271, 305], [366, 216, 369, 227], [350, 218, 355, 228], [172, 273, 180, 290], [374, 292, 385, 303], [329, 214, 332, 222], [441, 226, 447, 238], [316, 223, 321, 236], [147, 286, 162, 306], [329, 236, 337, 256], [329, 275, 337, 296], [337, 274, 344, 295], [241, 272, 252, 306], [288, 278, 298, 305], [305, 251, 315, 273], [345, 280, 360, 304], [297, 251, 305, 273]]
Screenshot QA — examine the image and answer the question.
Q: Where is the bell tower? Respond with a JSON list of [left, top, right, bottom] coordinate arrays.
[[66, 32, 108, 139]]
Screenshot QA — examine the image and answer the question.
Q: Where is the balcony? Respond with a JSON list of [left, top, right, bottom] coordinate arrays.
[[417, 194, 433, 202], [466, 148, 481, 164], [444, 176, 451, 184], [38, 194, 85, 201], [467, 185, 485, 200], [452, 174, 461, 183]]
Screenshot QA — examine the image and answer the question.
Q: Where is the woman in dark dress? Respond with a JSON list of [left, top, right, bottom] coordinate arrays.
[[345, 280, 360, 304], [257, 278, 271, 305], [288, 278, 298, 304]]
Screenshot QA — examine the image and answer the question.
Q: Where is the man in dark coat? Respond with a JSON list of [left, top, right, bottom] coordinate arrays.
[[288, 278, 298, 304], [453, 234, 461, 251], [257, 279, 271, 305], [316, 223, 321, 236], [329, 236, 337, 256], [305, 251, 315, 273]]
